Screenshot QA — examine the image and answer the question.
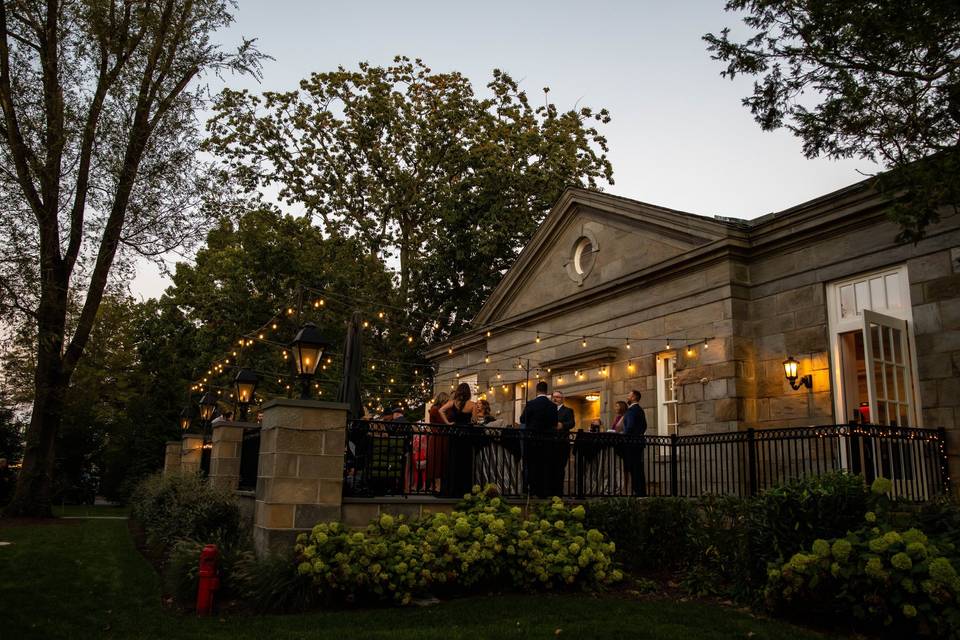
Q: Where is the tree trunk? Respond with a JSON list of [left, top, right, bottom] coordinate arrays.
[[4, 287, 70, 517]]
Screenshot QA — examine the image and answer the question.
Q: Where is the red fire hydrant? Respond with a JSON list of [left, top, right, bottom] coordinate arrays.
[[196, 544, 220, 616]]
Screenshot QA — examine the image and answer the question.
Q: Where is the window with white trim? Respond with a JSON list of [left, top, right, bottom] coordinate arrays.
[[656, 352, 678, 437]]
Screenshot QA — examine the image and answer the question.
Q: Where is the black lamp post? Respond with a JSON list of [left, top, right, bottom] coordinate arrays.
[[234, 368, 259, 421], [197, 390, 218, 476], [289, 322, 330, 399], [179, 406, 192, 432], [198, 390, 218, 424]]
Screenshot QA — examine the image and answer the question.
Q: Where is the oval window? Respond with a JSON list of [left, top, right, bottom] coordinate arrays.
[[573, 237, 595, 275]]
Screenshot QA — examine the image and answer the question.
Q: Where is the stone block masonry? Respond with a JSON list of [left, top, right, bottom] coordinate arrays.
[[253, 399, 349, 557], [209, 420, 253, 490], [180, 434, 204, 475]]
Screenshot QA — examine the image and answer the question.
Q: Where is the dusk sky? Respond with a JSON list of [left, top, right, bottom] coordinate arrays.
[[133, 0, 878, 298]]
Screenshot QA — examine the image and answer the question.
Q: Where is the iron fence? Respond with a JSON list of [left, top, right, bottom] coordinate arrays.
[[343, 420, 950, 501]]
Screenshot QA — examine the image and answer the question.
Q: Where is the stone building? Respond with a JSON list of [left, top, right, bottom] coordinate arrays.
[[425, 179, 960, 489]]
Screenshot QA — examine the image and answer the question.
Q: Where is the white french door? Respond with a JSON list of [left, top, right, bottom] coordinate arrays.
[[863, 310, 914, 428], [859, 309, 927, 497]]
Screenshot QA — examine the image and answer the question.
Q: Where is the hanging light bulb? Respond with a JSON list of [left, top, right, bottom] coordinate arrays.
[[486, 330, 491, 337], [686, 345, 695, 356], [628, 360, 635, 372], [408, 335, 414, 344], [378, 311, 385, 319], [703, 339, 710, 350], [496, 370, 502, 380], [484, 353, 490, 364], [625, 337, 631, 350], [363, 320, 369, 328], [535, 332, 541, 344], [581, 337, 587, 348], [666, 340, 671, 350], [447, 347, 453, 354]]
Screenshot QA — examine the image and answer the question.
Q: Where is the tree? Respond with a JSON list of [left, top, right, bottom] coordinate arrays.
[[164, 207, 422, 413], [0, 0, 263, 516], [704, 0, 960, 242], [204, 57, 613, 336]]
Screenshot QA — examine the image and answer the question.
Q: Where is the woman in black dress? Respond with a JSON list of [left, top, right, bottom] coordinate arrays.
[[440, 383, 475, 496]]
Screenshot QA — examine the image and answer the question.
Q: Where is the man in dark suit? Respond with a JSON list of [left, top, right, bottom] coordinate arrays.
[[520, 381, 559, 497], [552, 391, 575, 496], [622, 389, 648, 497]]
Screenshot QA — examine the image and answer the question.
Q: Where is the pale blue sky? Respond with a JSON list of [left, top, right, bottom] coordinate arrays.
[[133, 0, 877, 298]]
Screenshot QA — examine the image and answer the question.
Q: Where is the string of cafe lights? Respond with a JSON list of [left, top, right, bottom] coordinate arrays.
[[186, 287, 437, 411], [186, 281, 719, 414]]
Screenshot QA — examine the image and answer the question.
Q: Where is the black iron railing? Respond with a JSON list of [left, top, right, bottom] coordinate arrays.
[[238, 427, 261, 491], [343, 421, 950, 501]]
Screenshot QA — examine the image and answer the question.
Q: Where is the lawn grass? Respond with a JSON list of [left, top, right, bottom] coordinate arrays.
[[0, 512, 841, 640], [53, 504, 129, 518]]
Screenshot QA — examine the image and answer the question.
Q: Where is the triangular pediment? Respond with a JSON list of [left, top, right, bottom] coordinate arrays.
[[473, 188, 736, 326]]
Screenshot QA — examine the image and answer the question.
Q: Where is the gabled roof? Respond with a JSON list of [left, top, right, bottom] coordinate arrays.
[[424, 176, 888, 360], [470, 187, 744, 326]]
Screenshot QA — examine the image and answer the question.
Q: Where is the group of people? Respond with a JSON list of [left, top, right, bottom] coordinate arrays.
[[348, 380, 650, 498], [519, 381, 647, 496]]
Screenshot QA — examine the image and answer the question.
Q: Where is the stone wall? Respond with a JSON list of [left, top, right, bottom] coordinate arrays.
[[909, 247, 960, 485], [429, 192, 960, 493], [253, 399, 348, 556]]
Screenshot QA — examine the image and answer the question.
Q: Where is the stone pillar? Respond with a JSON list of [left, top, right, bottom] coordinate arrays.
[[163, 441, 182, 476], [253, 399, 348, 556], [209, 420, 249, 490], [181, 434, 204, 475]]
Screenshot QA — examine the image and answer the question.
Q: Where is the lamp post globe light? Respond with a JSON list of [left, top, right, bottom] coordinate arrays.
[[289, 322, 330, 399], [199, 390, 218, 424], [179, 406, 192, 431], [782, 356, 812, 390], [234, 368, 259, 421]]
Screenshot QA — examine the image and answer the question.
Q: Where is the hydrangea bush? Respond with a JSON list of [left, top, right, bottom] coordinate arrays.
[[294, 485, 621, 604], [765, 478, 960, 638]]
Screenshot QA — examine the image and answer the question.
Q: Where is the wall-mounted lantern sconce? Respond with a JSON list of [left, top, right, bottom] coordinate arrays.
[[783, 356, 812, 390]]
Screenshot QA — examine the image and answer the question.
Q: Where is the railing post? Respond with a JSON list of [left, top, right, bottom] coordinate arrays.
[[747, 428, 758, 497], [938, 427, 951, 495], [669, 433, 679, 497]]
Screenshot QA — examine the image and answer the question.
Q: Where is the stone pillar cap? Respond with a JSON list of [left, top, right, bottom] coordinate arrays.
[[261, 398, 349, 411]]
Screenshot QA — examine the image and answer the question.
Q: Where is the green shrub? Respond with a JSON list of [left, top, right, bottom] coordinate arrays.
[[584, 497, 699, 571], [130, 473, 243, 552], [585, 472, 875, 600], [294, 485, 622, 605], [765, 517, 960, 637], [912, 497, 960, 541], [232, 553, 318, 613], [162, 535, 259, 606], [765, 478, 960, 637]]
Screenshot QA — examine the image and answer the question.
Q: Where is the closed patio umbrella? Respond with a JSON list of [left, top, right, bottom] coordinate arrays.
[[337, 311, 364, 420]]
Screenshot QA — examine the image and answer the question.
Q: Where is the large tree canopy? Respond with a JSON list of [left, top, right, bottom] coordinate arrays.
[[163, 207, 425, 414], [204, 56, 614, 336], [704, 0, 960, 241], [0, 0, 263, 516]]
